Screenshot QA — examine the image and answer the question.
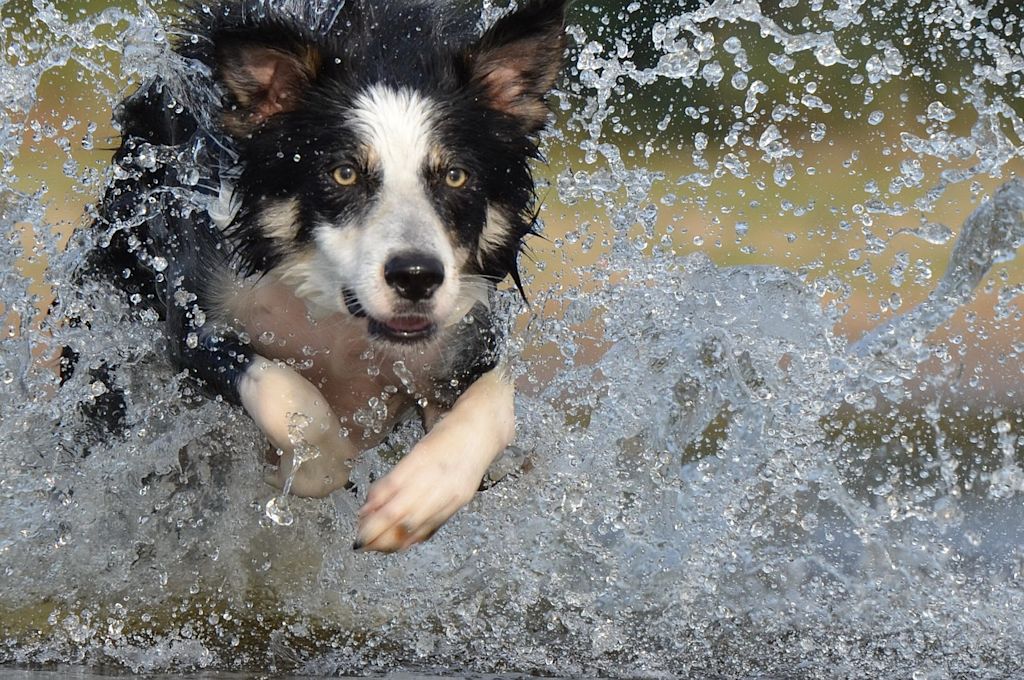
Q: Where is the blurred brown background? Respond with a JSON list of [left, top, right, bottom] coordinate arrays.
[[3, 0, 1023, 400]]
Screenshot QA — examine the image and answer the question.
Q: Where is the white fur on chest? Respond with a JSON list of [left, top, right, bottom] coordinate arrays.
[[215, 274, 443, 440]]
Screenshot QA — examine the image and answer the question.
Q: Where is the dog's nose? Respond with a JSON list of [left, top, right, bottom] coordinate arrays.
[[384, 253, 445, 301]]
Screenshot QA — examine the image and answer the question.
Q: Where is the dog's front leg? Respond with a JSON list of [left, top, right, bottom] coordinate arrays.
[[354, 366, 515, 552], [239, 356, 356, 498]]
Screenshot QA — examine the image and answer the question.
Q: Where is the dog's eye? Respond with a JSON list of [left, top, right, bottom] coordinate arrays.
[[445, 167, 469, 189], [332, 165, 359, 186]]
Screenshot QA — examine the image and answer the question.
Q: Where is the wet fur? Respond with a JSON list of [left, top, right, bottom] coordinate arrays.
[[81, 0, 569, 551]]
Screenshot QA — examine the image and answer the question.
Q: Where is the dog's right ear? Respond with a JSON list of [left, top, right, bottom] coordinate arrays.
[[215, 37, 322, 135]]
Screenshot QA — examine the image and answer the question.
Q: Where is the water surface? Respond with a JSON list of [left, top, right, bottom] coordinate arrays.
[[2, 0, 1024, 677]]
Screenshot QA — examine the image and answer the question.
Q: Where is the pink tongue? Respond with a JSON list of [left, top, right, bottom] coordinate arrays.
[[386, 317, 431, 333]]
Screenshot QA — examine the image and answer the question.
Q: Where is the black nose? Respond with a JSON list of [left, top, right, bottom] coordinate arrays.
[[384, 253, 445, 301]]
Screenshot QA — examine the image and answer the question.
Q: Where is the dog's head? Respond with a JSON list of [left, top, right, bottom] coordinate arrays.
[[191, 0, 569, 346]]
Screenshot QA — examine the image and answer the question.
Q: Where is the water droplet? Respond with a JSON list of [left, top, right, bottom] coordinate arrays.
[[393, 360, 415, 391], [700, 61, 725, 86], [265, 496, 294, 526], [926, 101, 956, 122], [907, 222, 953, 244]]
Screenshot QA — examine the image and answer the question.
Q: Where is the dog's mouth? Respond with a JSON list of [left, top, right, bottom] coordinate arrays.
[[343, 289, 437, 344], [368, 315, 437, 344]]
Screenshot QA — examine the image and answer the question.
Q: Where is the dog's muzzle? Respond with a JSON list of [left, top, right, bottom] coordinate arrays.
[[346, 252, 448, 344]]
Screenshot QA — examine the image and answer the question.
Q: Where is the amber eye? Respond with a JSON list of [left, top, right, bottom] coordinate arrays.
[[445, 167, 469, 189], [332, 165, 359, 186]]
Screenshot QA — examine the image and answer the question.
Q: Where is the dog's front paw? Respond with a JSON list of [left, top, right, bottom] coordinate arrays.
[[354, 366, 515, 552], [354, 442, 481, 552]]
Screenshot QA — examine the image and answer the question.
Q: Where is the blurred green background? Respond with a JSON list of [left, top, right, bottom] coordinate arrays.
[[3, 0, 1023, 399]]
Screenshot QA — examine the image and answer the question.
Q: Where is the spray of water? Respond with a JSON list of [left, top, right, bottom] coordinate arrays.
[[1, 0, 1023, 675]]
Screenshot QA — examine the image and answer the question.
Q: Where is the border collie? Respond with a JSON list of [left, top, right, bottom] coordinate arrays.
[[84, 0, 569, 552]]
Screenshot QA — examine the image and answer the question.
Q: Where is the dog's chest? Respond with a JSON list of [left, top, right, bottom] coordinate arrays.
[[223, 278, 440, 443]]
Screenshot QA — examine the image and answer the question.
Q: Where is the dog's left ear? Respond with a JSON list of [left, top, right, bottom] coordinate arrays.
[[464, 0, 570, 133]]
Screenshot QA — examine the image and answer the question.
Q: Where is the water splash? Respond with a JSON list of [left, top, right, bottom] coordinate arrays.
[[852, 179, 1024, 357], [2, 0, 1024, 676]]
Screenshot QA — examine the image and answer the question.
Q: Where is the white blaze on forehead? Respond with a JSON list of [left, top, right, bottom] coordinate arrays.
[[287, 84, 464, 326], [350, 85, 437, 188]]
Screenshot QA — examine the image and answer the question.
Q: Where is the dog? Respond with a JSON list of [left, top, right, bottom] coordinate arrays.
[[82, 0, 569, 552]]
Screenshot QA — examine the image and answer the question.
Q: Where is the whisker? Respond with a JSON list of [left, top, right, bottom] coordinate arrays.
[[459, 273, 504, 286]]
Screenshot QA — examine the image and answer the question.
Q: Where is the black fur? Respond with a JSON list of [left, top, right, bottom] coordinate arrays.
[[83, 0, 568, 409], [173, 0, 564, 286]]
